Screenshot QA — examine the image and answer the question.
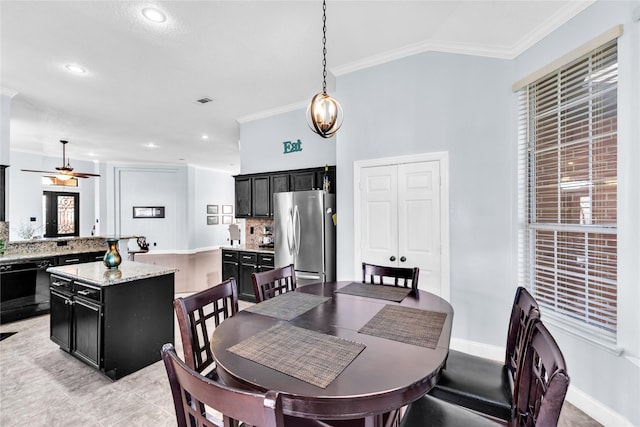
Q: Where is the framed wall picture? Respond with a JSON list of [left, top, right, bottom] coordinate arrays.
[[207, 205, 218, 214], [222, 215, 233, 224], [207, 216, 218, 225], [133, 206, 165, 218], [222, 205, 233, 214]]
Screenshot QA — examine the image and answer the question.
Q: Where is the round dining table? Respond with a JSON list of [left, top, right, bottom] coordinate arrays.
[[211, 281, 454, 426]]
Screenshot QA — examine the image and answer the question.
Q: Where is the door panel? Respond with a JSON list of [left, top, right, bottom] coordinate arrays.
[[398, 162, 441, 295], [360, 161, 442, 296], [361, 165, 398, 267]]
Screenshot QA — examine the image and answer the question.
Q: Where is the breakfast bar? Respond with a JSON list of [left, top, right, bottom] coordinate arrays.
[[47, 261, 176, 380]]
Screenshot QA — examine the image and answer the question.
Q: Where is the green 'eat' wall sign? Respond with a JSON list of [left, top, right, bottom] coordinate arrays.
[[283, 139, 302, 154]]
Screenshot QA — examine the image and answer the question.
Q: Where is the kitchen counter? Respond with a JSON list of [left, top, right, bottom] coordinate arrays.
[[220, 245, 274, 254], [47, 260, 177, 287], [1, 235, 137, 263]]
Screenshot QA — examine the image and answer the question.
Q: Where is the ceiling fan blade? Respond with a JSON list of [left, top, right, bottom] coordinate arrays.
[[71, 172, 101, 178], [21, 169, 59, 174]]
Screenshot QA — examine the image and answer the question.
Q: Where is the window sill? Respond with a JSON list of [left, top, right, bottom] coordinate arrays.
[[541, 310, 623, 356]]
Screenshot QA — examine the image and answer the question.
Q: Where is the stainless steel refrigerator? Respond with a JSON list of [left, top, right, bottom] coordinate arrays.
[[274, 190, 336, 286]]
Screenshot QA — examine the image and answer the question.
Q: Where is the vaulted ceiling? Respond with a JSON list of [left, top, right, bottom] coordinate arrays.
[[1, 1, 593, 172]]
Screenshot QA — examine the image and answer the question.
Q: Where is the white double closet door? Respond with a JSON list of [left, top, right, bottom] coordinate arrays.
[[359, 158, 445, 297]]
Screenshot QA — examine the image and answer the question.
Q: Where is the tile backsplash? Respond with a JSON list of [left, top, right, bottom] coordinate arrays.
[[245, 218, 274, 249]]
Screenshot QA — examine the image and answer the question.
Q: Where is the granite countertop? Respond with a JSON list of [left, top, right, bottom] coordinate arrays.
[[221, 245, 274, 254], [47, 261, 177, 287], [0, 235, 138, 264]]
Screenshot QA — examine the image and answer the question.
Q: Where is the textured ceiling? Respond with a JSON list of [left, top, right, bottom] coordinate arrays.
[[1, 1, 593, 173]]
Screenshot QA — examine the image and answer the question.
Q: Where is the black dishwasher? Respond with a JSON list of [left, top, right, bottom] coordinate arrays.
[[0, 258, 53, 323]]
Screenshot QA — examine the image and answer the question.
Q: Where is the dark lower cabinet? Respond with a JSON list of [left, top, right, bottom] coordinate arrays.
[[258, 253, 274, 272], [222, 249, 274, 302], [239, 252, 258, 302]]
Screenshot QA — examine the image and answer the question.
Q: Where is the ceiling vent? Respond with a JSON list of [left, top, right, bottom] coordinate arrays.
[[196, 97, 214, 104]]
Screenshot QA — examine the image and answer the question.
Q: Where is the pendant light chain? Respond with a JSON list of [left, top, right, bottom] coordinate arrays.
[[306, 0, 343, 138], [322, 0, 327, 94]]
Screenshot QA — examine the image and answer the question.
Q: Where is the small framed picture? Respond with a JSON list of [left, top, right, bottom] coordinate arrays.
[[207, 216, 218, 225], [207, 205, 218, 214], [222, 215, 233, 224], [133, 206, 165, 218], [222, 205, 233, 214]]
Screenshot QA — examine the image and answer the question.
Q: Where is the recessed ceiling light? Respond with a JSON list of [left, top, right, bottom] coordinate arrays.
[[145, 142, 157, 148], [65, 64, 87, 74], [202, 135, 209, 140], [142, 7, 166, 23]]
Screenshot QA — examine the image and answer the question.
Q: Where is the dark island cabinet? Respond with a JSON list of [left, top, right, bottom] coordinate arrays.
[[234, 166, 335, 219], [48, 270, 175, 380]]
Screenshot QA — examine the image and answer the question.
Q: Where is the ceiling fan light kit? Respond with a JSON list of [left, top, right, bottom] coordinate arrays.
[[306, 0, 343, 139], [21, 140, 100, 180]]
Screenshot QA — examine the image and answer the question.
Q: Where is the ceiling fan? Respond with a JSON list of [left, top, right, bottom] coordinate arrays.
[[21, 140, 100, 180]]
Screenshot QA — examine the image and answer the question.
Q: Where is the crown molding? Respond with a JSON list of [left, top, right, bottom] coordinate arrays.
[[1, 87, 18, 98], [510, 0, 596, 59], [236, 100, 309, 124]]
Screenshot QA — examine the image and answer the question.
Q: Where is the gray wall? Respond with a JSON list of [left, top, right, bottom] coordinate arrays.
[[239, 108, 336, 174], [238, 1, 640, 423], [335, 51, 515, 358]]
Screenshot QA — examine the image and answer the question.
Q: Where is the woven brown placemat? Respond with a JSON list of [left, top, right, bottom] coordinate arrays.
[[244, 292, 330, 321], [334, 282, 411, 302], [359, 305, 447, 349], [228, 324, 366, 389]]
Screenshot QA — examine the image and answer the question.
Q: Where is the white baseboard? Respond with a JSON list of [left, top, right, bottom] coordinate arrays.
[[449, 338, 632, 426]]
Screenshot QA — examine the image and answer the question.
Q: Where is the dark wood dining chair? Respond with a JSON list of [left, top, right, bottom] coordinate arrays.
[[400, 319, 569, 427], [428, 286, 540, 420], [173, 278, 239, 380], [162, 343, 286, 427], [252, 264, 297, 303], [361, 262, 420, 293]]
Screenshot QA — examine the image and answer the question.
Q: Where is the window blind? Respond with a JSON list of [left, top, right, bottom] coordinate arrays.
[[517, 39, 618, 338]]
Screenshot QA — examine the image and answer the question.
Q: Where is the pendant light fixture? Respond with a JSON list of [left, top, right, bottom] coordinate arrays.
[[306, 0, 343, 138]]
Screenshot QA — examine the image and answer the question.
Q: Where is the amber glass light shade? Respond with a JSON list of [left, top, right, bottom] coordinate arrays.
[[306, 92, 344, 138]]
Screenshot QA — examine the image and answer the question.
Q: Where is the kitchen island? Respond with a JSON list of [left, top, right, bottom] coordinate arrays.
[[47, 261, 176, 380]]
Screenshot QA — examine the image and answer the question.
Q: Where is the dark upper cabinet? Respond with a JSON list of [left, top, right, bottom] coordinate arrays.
[[289, 170, 317, 191], [233, 166, 335, 219], [235, 177, 252, 218], [269, 173, 289, 216], [252, 175, 271, 218]]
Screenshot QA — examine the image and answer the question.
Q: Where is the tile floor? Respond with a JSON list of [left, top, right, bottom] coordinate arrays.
[[0, 299, 601, 427]]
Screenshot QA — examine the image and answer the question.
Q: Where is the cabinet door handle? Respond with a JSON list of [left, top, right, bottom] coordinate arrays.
[[390, 256, 396, 262], [65, 258, 81, 263], [400, 256, 406, 262], [77, 290, 91, 296]]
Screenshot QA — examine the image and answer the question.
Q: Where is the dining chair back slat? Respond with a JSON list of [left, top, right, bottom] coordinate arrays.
[[400, 318, 569, 427], [162, 343, 285, 427], [252, 264, 297, 303], [428, 286, 540, 420], [173, 278, 239, 377], [361, 262, 419, 294]]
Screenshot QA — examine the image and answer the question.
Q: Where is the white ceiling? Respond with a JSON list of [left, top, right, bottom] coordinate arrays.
[[1, 1, 593, 173]]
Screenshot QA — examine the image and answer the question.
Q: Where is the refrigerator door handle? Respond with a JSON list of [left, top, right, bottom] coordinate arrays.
[[294, 205, 301, 257], [287, 207, 294, 256]]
